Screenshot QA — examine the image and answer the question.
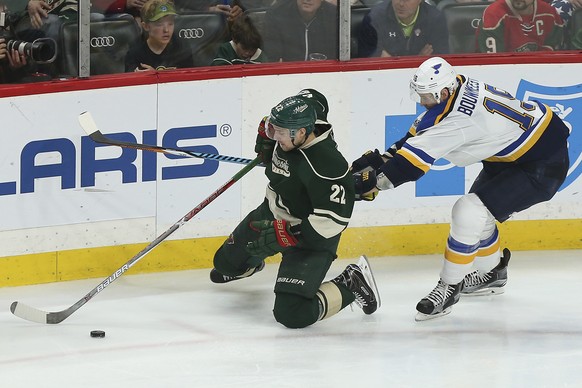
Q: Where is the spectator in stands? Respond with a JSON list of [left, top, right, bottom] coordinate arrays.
[[552, 0, 575, 26], [477, 0, 565, 52], [357, 0, 449, 57], [325, 0, 364, 4], [571, 24, 582, 48], [551, 0, 579, 48], [262, 0, 338, 62], [14, 0, 77, 43], [14, 0, 121, 42], [92, 0, 146, 19], [2, 1, 57, 80], [553, 0, 582, 19], [174, 0, 243, 23], [567, 2, 582, 48], [125, 0, 194, 71], [212, 14, 268, 65], [236, 0, 276, 8], [0, 36, 34, 83]]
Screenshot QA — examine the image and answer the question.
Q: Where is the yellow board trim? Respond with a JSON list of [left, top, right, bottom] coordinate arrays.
[[1, 219, 581, 287]]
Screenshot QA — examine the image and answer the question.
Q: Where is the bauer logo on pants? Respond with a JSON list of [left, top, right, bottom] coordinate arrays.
[[276, 277, 305, 286], [516, 80, 582, 190]]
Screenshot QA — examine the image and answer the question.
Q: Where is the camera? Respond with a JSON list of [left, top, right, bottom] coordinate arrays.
[[6, 38, 57, 63], [0, 11, 58, 64], [0, 11, 21, 29]]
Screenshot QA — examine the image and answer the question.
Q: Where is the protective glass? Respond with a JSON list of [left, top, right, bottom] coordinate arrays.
[[266, 122, 294, 142]]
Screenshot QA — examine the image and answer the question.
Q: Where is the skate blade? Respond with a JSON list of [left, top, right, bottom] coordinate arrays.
[[415, 307, 452, 322], [357, 255, 382, 310], [461, 287, 505, 297]]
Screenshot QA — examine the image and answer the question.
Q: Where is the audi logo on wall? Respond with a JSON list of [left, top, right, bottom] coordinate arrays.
[[178, 28, 205, 39], [90, 36, 116, 48]]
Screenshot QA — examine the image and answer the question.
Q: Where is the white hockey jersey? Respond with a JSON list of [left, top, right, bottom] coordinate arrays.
[[380, 75, 568, 188]]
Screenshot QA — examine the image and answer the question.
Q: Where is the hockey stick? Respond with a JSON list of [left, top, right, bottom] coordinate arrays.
[[10, 156, 262, 324], [79, 111, 260, 167]]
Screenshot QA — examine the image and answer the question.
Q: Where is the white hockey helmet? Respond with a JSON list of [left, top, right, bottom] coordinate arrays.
[[410, 57, 458, 104]]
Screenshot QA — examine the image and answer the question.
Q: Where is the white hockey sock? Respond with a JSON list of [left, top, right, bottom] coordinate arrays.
[[473, 250, 501, 274], [440, 193, 491, 285], [440, 259, 472, 285], [474, 222, 500, 274]]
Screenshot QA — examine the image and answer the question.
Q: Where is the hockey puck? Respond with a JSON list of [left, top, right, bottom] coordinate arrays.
[[90, 330, 105, 338]]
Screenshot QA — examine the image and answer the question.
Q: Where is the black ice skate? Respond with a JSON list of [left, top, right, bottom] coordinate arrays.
[[415, 279, 462, 321], [210, 261, 265, 284], [461, 248, 511, 296], [332, 255, 381, 314]]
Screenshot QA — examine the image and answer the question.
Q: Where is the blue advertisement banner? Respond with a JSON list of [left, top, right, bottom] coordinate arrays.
[[516, 80, 582, 191]]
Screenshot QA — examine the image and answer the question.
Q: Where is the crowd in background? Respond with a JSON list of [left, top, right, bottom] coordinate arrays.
[[0, 0, 580, 83]]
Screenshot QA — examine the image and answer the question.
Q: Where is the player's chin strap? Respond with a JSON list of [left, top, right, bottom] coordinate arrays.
[[290, 126, 315, 149], [291, 134, 308, 149]]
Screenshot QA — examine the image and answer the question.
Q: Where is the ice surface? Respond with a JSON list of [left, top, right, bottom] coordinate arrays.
[[2, 250, 582, 388]]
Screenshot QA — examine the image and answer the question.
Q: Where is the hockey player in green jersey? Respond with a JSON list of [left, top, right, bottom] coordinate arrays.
[[210, 91, 381, 328]]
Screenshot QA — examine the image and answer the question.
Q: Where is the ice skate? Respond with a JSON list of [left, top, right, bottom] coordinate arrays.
[[415, 279, 462, 321], [332, 255, 381, 314], [461, 248, 511, 296], [210, 261, 265, 284]]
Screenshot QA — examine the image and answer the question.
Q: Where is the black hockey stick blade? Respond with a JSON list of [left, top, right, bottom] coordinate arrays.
[[78, 111, 259, 166], [10, 155, 263, 324]]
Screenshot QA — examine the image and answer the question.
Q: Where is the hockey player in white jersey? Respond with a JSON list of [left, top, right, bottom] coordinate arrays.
[[352, 57, 570, 321]]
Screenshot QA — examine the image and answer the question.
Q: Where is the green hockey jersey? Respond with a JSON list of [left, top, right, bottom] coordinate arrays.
[[264, 128, 354, 246]]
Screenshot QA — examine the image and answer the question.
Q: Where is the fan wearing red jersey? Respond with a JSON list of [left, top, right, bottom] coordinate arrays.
[[477, 0, 565, 52]]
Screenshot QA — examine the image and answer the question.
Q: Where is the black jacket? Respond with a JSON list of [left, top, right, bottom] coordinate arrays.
[[358, 1, 449, 58], [263, 0, 338, 62]]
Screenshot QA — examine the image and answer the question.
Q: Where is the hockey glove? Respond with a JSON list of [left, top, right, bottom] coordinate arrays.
[[255, 116, 276, 163], [354, 170, 378, 201], [351, 149, 385, 173], [384, 143, 398, 158], [246, 219, 299, 257]]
